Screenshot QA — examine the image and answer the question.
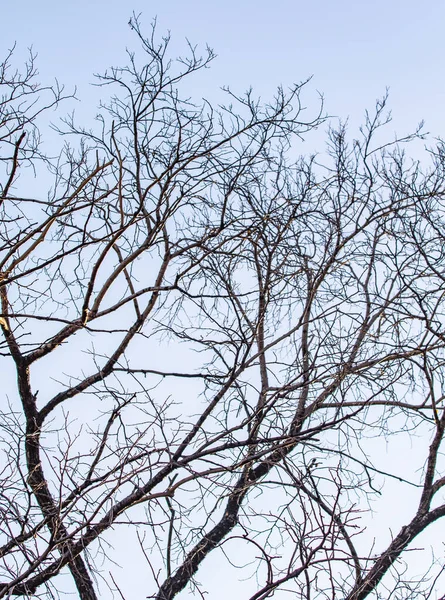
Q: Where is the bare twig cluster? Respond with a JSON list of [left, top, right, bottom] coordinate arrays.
[[1, 18, 445, 600]]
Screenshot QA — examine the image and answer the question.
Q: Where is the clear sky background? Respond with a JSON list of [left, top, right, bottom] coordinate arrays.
[[2, 1, 445, 598], [2, 0, 445, 139]]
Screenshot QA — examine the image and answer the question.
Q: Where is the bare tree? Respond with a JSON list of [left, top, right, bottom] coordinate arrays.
[[2, 17, 445, 600]]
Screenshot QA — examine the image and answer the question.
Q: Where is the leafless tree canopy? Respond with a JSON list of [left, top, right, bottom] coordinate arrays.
[[2, 19, 445, 600]]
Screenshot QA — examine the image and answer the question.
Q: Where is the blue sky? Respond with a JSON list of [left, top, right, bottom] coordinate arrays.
[[2, 0, 445, 140], [2, 2, 445, 597]]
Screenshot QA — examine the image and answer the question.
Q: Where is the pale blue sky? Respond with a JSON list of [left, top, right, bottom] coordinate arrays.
[[3, 0, 445, 138], [2, 2, 445, 598]]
